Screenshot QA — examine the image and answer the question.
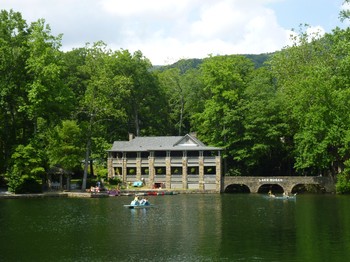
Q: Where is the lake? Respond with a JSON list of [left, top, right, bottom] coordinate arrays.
[[0, 193, 349, 261]]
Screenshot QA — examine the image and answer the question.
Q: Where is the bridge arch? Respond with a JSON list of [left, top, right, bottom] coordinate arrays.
[[291, 183, 326, 194], [223, 176, 335, 194], [224, 184, 250, 193], [257, 184, 284, 194]]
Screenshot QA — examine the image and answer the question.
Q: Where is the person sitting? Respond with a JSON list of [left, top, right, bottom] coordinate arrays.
[[140, 198, 146, 205], [130, 196, 140, 206], [268, 190, 275, 198], [140, 198, 150, 206], [143, 198, 150, 206]]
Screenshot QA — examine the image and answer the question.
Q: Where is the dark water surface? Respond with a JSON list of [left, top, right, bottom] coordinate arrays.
[[0, 194, 349, 261]]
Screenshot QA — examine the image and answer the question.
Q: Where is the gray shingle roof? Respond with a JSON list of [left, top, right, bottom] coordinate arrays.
[[108, 134, 221, 152]]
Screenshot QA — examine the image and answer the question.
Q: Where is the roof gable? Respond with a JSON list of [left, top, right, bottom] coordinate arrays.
[[173, 134, 204, 147]]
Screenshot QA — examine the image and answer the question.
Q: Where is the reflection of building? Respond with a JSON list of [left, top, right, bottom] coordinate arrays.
[[107, 134, 222, 192]]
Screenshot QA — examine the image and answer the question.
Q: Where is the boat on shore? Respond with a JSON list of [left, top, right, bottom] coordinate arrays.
[[90, 192, 109, 198]]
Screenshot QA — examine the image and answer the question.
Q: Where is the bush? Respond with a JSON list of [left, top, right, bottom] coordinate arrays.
[[15, 177, 42, 194], [336, 172, 350, 194], [87, 179, 96, 188], [108, 176, 122, 185]]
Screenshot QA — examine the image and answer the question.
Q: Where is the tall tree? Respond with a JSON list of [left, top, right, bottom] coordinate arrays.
[[157, 68, 187, 135], [269, 25, 350, 177], [0, 10, 29, 173], [113, 50, 167, 136], [237, 67, 291, 176], [78, 42, 131, 190], [24, 19, 74, 131], [46, 120, 84, 171], [193, 55, 255, 175]]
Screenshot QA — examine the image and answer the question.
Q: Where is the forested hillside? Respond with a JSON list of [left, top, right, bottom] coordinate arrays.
[[155, 53, 271, 73], [1, 9, 350, 193]]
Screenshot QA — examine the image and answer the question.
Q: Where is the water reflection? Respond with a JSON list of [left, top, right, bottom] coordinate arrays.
[[0, 194, 350, 261]]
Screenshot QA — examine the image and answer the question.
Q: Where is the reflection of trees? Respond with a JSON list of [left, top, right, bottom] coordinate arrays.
[[296, 196, 350, 261], [220, 195, 298, 260]]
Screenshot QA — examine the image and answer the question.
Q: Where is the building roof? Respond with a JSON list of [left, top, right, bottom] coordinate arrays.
[[108, 134, 221, 152]]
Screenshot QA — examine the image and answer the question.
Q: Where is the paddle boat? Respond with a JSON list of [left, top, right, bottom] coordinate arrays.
[[124, 196, 155, 209], [108, 189, 120, 197], [267, 191, 297, 200], [124, 204, 155, 209], [132, 181, 143, 187]]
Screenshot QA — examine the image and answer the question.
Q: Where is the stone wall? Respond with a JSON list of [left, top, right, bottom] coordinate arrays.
[[224, 176, 335, 193]]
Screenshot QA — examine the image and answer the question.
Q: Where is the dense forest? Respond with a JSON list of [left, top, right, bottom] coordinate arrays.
[[1, 8, 350, 193]]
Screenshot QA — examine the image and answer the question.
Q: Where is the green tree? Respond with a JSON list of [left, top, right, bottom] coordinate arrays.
[[269, 25, 350, 179], [113, 50, 168, 136], [0, 10, 29, 174], [157, 68, 187, 135], [46, 120, 84, 171], [193, 55, 255, 175], [78, 42, 131, 190], [236, 67, 291, 176], [24, 19, 74, 131], [5, 142, 46, 193]]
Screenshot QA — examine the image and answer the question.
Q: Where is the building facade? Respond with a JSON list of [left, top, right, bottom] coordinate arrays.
[[107, 134, 222, 192]]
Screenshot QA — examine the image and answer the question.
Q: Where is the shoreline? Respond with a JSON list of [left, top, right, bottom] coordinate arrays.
[[0, 189, 219, 199]]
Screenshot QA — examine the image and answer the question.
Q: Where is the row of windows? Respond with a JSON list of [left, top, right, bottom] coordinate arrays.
[[114, 166, 217, 175], [110, 150, 219, 158]]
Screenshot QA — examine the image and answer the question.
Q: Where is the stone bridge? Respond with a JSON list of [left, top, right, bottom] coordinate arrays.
[[223, 176, 335, 193]]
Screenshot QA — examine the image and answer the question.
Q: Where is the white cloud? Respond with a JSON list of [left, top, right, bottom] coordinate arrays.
[[103, 0, 292, 64], [114, 0, 291, 64], [1, 0, 337, 65], [100, 0, 192, 18]]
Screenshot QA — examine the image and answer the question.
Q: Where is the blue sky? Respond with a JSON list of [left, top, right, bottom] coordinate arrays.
[[1, 0, 347, 65], [267, 0, 344, 32]]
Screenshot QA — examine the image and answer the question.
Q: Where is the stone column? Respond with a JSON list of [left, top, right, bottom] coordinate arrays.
[[48, 174, 52, 191], [122, 153, 127, 184], [284, 184, 294, 194], [198, 154, 204, 190], [149, 152, 155, 188], [59, 174, 63, 190], [248, 184, 260, 193], [107, 157, 114, 179], [182, 151, 188, 189], [136, 152, 142, 181], [166, 151, 171, 189], [66, 175, 71, 191], [215, 155, 222, 193]]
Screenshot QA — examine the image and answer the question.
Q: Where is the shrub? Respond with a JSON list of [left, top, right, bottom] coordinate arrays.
[[336, 172, 350, 194], [109, 176, 122, 185], [15, 177, 42, 194], [336, 160, 350, 194], [87, 178, 99, 188]]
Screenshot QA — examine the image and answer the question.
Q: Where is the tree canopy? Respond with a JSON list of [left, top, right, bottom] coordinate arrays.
[[2, 8, 350, 193]]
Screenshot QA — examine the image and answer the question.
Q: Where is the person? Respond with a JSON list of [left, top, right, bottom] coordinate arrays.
[[140, 197, 150, 206], [268, 190, 275, 198], [130, 196, 140, 206], [283, 191, 289, 198], [144, 198, 150, 206]]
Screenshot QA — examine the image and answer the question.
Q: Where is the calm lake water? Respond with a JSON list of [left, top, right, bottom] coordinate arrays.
[[0, 193, 349, 262]]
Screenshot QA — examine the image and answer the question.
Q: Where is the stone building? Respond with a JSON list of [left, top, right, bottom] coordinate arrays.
[[107, 134, 222, 192]]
